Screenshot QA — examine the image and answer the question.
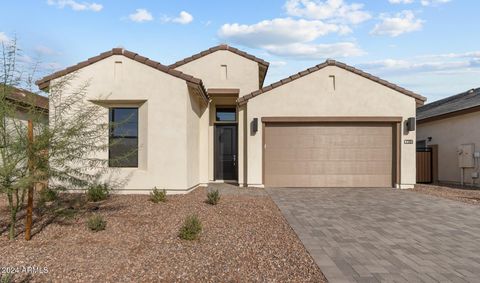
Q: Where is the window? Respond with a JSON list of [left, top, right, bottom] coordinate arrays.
[[109, 108, 138, 167], [216, 108, 236, 122]]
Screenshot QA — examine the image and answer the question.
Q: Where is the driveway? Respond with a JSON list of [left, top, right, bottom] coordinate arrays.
[[267, 187, 480, 282]]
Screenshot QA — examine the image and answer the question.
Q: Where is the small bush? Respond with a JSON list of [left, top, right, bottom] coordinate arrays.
[[39, 188, 58, 203], [150, 187, 167, 203], [0, 273, 13, 283], [56, 207, 77, 220], [179, 215, 202, 240], [87, 214, 106, 232], [86, 183, 109, 202], [206, 189, 220, 205]]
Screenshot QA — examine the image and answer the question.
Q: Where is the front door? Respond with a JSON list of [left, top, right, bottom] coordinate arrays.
[[214, 124, 237, 180]]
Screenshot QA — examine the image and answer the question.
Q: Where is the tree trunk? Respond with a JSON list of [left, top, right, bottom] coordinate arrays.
[[9, 207, 17, 240]]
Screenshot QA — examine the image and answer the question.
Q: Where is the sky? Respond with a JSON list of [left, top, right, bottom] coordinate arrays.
[[1, 0, 479, 102]]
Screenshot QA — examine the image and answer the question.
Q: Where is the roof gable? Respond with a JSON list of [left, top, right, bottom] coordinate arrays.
[[35, 48, 209, 103], [237, 59, 426, 105], [169, 44, 270, 88]]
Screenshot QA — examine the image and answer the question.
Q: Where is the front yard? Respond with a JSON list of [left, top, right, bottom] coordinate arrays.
[[413, 184, 480, 205], [0, 187, 325, 282]]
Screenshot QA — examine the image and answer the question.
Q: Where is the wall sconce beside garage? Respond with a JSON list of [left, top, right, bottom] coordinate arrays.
[[406, 117, 416, 132], [251, 118, 258, 135]]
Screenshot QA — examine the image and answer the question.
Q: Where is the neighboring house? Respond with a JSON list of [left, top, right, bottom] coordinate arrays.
[[417, 88, 480, 186], [35, 45, 425, 193], [3, 84, 49, 122]]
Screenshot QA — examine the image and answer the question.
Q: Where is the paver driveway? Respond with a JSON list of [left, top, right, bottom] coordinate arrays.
[[267, 187, 480, 283]]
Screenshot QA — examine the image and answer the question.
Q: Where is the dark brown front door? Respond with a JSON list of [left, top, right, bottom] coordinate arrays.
[[215, 124, 237, 180]]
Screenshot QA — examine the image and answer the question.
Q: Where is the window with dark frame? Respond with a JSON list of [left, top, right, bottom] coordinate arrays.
[[109, 108, 138, 168], [216, 108, 236, 122]]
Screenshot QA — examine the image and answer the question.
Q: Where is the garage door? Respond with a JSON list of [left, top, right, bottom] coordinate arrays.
[[264, 122, 394, 188]]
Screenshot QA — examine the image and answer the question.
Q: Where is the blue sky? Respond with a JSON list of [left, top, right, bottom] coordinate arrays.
[[1, 0, 479, 102]]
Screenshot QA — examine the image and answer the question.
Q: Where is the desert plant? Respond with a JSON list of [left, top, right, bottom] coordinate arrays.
[[39, 187, 58, 203], [0, 273, 13, 283], [179, 214, 202, 240], [0, 37, 113, 239], [150, 187, 166, 203], [206, 189, 220, 205], [87, 214, 106, 232], [86, 183, 109, 202]]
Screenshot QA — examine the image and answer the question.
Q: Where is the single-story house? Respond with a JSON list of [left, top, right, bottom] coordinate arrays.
[[417, 88, 480, 186], [35, 45, 425, 193]]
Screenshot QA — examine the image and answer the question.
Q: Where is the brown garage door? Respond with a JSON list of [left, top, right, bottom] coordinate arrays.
[[264, 122, 394, 188]]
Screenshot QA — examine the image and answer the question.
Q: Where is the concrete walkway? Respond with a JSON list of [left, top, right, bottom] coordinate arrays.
[[267, 187, 480, 283]]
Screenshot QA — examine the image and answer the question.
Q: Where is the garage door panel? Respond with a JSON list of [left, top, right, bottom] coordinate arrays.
[[265, 122, 394, 188], [268, 148, 391, 162], [308, 161, 392, 175], [313, 134, 391, 147], [268, 174, 311, 187], [267, 174, 392, 188]]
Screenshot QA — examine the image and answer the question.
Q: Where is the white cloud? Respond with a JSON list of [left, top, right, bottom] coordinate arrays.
[[270, 61, 288, 67], [264, 42, 365, 59], [371, 10, 424, 37], [43, 62, 63, 71], [129, 9, 153, 23], [359, 51, 480, 74], [219, 18, 349, 47], [172, 11, 193, 24], [218, 0, 368, 60], [34, 45, 60, 56], [388, 0, 414, 4], [420, 0, 451, 6], [284, 0, 371, 24], [0, 32, 10, 43], [162, 11, 194, 25], [362, 59, 449, 71], [47, 0, 102, 12]]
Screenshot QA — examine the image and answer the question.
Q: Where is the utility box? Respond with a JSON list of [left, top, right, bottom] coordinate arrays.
[[458, 144, 475, 168]]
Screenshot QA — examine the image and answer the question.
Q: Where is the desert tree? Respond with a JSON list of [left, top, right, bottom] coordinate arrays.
[[0, 37, 124, 240]]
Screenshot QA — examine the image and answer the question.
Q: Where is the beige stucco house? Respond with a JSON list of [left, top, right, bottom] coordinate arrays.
[[417, 88, 480, 187], [35, 45, 425, 193]]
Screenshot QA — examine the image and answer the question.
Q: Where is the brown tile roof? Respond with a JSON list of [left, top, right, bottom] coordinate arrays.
[[237, 59, 427, 105], [169, 44, 270, 87], [2, 84, 48, 110], [169, 44, 269, 68], [35, 48, 209, 103]]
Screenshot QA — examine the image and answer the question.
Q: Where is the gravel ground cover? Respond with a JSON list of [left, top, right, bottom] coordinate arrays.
[[413, 184, 480, 205], [0, 187, 325, 283]]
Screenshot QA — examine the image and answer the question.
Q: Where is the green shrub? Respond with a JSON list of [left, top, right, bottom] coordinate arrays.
[[55, 207, 77, 220], [206, 189, 220, 205], [86, 183, 109, 202], [87, 214, 106, 232], [150, 187, 167, 203], [179, 215, 202, 240], [0, 273, 13, 283], [39, 188, 58, 203]]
